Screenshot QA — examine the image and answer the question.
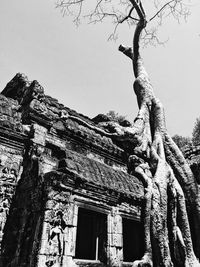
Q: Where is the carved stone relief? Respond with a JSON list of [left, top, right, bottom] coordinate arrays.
[[107, 207, 123, 267], [45, 211, 66, 267], [0, 151, 22, 249], [0, 159, 19, 184]]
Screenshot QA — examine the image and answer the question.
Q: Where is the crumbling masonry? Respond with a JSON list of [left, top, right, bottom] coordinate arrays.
[[0, 74, 199, 267]]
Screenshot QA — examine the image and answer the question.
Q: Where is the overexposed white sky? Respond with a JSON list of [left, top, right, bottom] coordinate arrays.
[[0, 0, 199, 137]]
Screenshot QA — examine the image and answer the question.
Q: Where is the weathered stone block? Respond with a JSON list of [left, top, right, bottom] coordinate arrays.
[[65, 226, 77, 256], [36, 255, 47, 267], [45, 199, 59, 210], [108, 211, 122, 235], [38, 222, 50, 254], [108, 233, 123, 248], [31, 124, 47, 146], [63, 203, 78, 227], [107, 246, 123, 267]]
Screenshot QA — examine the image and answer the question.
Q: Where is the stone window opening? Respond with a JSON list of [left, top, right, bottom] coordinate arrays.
[[122, 217, 144, 262], [75, 207, 107, 262]]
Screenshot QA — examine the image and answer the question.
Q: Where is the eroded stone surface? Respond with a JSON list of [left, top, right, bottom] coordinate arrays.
[[0, 74, 199, 267]]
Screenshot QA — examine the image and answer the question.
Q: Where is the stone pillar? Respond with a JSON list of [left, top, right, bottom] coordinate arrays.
[[31, 124, 47, 147], [31, 124, 59, 176], [37, 191, 78, 267], [0, 148, 23, 254], [37, 221, 50, 267], [107, 207, 123, 267], [63, 200, 78, 266]]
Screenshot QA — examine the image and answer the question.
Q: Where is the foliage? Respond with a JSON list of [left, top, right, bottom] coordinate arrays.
[[56, 1, 200, 266], [172, 116, 200, 149], [172, 134, 191, 151], [192, 117, 200, 145], [106, 110, 131, 126]]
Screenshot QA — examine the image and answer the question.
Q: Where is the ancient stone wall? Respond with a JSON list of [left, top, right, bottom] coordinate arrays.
[[1, 73, 199, 267], [0, 74, 144, 267], [0, 93, 25, 254]]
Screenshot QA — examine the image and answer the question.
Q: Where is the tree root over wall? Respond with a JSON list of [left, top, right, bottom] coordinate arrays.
[[109, 3, 200, 265]]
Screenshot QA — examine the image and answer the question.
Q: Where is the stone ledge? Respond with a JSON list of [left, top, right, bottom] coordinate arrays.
[[74, 259, 105, 267]]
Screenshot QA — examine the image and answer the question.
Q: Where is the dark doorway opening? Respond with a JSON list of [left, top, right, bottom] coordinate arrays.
[[123, 218, 144, 262], [75, 208, 107, 261]]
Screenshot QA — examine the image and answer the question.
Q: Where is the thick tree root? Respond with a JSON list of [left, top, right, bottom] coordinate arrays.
[[132, 253, 152, 267], [116, 4, 200, 264], [117, 81, 200, 266]]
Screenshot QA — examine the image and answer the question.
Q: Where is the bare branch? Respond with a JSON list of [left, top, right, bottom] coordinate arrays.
[[119, 6, 139, 23], [55, 0, 192, 46], [149, 0, 175, 22], [73, 0, 83, 25], [129, 0, 145, 20], [118, 45, 133, 59], [149, 0, 190, 23], [142, 28, 169, 47]]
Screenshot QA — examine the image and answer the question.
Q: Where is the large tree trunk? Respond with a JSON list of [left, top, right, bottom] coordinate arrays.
[[117, 2, 200, 266]]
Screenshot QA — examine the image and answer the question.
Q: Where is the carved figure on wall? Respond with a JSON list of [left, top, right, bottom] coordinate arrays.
[[46, 211, 66, 267], [0, 198, 9, 234], [0, 158, 18, 185], [0, 158, 19, 240], [1, 167, 17, 184]]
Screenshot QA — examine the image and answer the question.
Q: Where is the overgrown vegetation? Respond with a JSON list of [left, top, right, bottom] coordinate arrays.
[[192, 117, 200, 145], [57, 0, 200, 266], [106, 111, 131, 127], [172, 134, 191, 151], [172, 117, 200, 150]]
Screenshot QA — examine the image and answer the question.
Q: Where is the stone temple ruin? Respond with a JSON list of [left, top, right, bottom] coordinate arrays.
[[0, 73, 199, 267]]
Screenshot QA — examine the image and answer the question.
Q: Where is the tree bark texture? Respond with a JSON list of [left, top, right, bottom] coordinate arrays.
[[115, 2, 200, 266]]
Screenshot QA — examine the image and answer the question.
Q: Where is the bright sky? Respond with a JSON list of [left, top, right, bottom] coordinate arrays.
[[0, 0, 200, 137]]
